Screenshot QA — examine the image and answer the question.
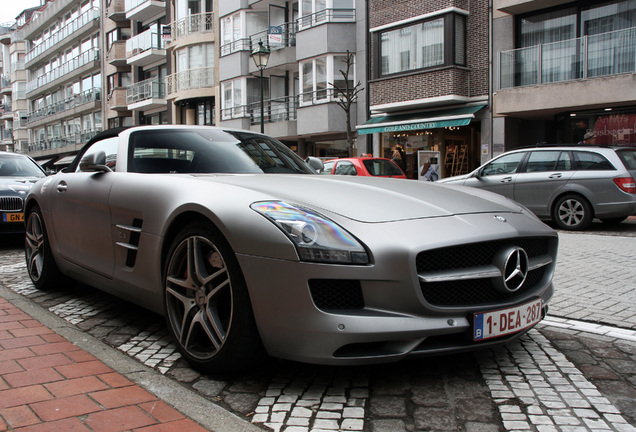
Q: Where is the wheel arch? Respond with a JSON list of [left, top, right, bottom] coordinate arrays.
[[550, 190, 595, 220]]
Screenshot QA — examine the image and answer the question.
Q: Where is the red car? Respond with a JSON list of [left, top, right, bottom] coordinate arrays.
[[321, 157, 407, 178]]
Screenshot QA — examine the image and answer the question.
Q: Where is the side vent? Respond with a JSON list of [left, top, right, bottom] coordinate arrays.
[[116, 219, 143, 268]]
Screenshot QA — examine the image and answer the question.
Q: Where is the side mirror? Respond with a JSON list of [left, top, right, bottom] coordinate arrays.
[[79, 151, 112, 173], [305, 156, 324, 173]]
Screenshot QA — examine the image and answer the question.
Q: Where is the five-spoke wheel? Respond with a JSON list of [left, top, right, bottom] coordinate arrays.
[[552, 194, 592, 231], [164, 223, 260, 372]]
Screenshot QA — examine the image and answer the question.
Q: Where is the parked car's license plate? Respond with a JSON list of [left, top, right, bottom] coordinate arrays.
[[2, 213, 24, 223], [473, 299, 542, 341]]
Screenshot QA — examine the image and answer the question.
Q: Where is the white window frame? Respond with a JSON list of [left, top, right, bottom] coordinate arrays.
[[298, 54, 355, 106]]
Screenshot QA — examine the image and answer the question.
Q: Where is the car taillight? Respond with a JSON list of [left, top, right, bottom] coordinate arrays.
[[613, 177, 636, 193]]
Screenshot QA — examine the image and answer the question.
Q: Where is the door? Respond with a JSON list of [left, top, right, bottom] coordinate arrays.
[[463, 151, 526, 200], [49, 138, 119, 278], [514, 151, 574, 216]]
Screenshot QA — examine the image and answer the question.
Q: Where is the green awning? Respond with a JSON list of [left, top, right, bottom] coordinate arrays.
[[357, 105, 485, 135]]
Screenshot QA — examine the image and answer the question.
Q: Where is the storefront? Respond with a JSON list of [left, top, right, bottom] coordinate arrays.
[[562, 107, 636, 146], [357, 105, 485, 180]]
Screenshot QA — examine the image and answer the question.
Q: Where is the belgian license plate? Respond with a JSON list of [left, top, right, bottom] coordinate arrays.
[[2, 213, 24, 223], [473, 299, 542, 341]]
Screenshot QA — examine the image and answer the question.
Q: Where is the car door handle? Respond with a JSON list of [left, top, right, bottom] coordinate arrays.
[[500, 177, 513, 183], [548, 173, 562, 179], [56, 181, 68, 193]]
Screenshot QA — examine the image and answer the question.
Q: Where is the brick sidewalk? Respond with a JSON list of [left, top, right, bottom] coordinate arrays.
[[0, 297, 207, 432]]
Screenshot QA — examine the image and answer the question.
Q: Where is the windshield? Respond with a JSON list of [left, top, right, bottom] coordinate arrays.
[[128, 129, 315, 175], [0, 155, 46, 178]]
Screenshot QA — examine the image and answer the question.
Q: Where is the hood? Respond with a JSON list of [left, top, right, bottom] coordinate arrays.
[[0, 177, 40, 195], [436, 173, 471, 184], [201, 174, 523, 223]]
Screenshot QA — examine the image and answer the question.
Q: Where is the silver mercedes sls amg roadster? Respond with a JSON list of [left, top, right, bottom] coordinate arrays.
[[24, 125, 558, 372]]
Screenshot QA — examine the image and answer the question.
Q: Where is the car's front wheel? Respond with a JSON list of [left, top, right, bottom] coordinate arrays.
[[552, 194, 593, 230], [24, 205, 65, 290], [163, 222, 262, 373]]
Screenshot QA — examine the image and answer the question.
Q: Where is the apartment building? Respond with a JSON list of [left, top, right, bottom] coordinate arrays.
[[359, 0, 491, 180], [218, 0, 357, 158], [165, 0, 217, 126], [21, 0, 103, 164], [124, 0, 168, 125], [1, 8, 40, 154], [493, 0, 636, 148]]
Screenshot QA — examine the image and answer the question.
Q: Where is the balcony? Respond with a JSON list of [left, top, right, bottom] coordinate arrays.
[[166, 67, 214, 99], [127, 77, 166, 110], [2, 129, 13, 141], [495, 26, 636, 116], [125, 0, 165, 23], [28, 128, 102, 153], [499, 27, 636, 89], [0, 101, 12, 119], [248, 95, 298, 125], [106, 0, 127, 22], [127, 30, 166, 67], [1, 75, 10, 93], [27, 88, 101, 125], [25, 7, 100, 66], [26, 48, 100, 95], [107, 40, 128, 66], [168, 12, 214, 45], [297, 8, 355, 31], [107, 88, 129, 111]]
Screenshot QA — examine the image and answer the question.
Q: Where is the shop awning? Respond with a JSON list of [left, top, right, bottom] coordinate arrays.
[[357, 105, 485, 135]]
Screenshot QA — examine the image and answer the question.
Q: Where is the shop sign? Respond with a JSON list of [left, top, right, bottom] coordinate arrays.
[[593, 114, 636, 145]]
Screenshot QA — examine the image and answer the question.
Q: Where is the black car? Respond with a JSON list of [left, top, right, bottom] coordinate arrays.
[[0, 151, 46, 233]]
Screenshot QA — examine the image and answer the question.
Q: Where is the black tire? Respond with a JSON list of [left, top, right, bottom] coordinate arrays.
[[552, 194, 593, 231], [163, 222, 262, 373], [24, 205, 65, 290], [600, 216, 628, 225]]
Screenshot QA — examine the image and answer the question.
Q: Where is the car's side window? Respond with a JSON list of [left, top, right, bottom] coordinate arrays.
[[334, 161, 357, 176], [523, 151, 559, 172], [573, 151, 615, 171], [321, 161, 335, 175], [482, 152, 524, 176], [77, 137, 119, 172], [555, 152, 573, 170]]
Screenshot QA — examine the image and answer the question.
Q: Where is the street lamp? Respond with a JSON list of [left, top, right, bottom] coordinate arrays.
[[250, 40, 270, 133]]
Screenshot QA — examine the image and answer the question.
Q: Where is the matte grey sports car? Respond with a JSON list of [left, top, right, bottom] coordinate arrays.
[[25, 125, 558, 372]]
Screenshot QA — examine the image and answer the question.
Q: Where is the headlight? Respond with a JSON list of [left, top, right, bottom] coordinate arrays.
[[251, 201, 369, 265]]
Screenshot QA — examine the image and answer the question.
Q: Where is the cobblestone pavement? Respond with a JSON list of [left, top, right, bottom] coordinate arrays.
[[1, 222, 635, 432]]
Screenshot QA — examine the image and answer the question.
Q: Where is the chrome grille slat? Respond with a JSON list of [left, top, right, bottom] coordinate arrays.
[[0, 196, 24, 212]]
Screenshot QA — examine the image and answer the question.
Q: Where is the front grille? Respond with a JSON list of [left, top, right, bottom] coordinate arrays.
[[309, 279, 364, 310], [417, 237, 553, 307], [0, 196, 23, 212]]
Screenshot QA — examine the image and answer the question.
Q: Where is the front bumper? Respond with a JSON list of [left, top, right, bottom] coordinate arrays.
[[237, 212, 557, 365]]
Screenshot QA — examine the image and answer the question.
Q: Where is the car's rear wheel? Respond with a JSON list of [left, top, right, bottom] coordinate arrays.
[[552, 194, 593, 230], [24, 205, 64, 290], [163, 222, 262, 373]]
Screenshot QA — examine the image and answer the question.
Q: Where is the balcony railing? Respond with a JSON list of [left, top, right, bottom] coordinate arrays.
[[126, 30, 165, 57], [27, 88, 100, 124], [25, 7, 99, 64], [169, 12, 214, 42], [1, 75, 10, 88], [10, 61, 25, 73], [220, 38, 251, 57], [500, 26, 636, 89], [28, 128, 102, 152], [2, 129, 12, 140], [249, 21, 297, 52], [297, 8, 355, 30], [127, 77, 165, 104], [166, 67, 214, 95], [249, 95, 298, 125], [0, 101, 12, 113], [26, 48, 100, 94]]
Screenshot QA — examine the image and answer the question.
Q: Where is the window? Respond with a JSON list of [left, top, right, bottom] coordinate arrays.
[[299, 55, 353, 104], [524, 151, 559, 172], [482, 152, 525, 176], [334, 161, 357, 175], [573, 152, 615, 170], [377, 12, 466, 77], [78, 137, 118, 172], [176, 43, 214, 71]]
